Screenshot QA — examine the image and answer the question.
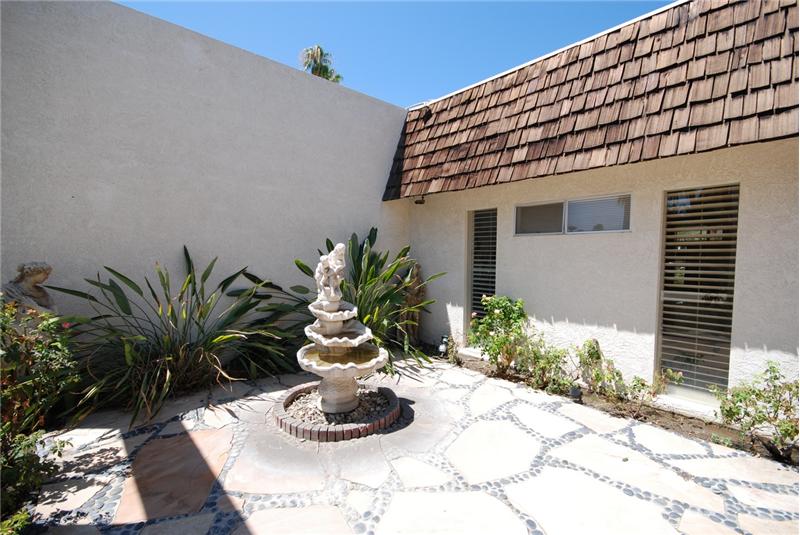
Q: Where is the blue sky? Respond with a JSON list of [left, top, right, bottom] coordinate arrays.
[[119, 1, 673, 107]]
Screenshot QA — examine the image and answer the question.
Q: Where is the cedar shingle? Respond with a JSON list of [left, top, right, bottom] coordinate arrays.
[[756, 88, 776, 113], [729, 116, 759, 144], [729, 67, 749, 93], [642, 136, 661, 159], [749, 62, 772, 88], [695, 35, 717, 57], [676, 131, 697, 154], [687, 59, 707, 80], [711, 74, 730, 99], [689, 79, 714, 102], [708, 6, 735, 32], [695, 123, 729, 151], [755, 11, 786, 40], [762, 36, 783, 60], [771, 57, 793, 83], [759, 108, 799, 138], [646, 111, 674, 135], [386, 0, 799, 199], [658, 132, 680, 157], [717, 28, 735, 52], [706, 52, 731, 75], [775, 81, 799, 109], [664, 85, 689, 109], [690, 100, 725, 126], [734, 0, 761, 24], [724, 95, 745, 119]]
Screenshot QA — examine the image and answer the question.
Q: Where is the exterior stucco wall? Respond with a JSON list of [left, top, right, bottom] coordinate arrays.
[[409, 139, 799, 388], [1, 1, 409, 311]]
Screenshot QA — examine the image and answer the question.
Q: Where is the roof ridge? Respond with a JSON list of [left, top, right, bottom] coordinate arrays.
[[408, 0, 689, 111]]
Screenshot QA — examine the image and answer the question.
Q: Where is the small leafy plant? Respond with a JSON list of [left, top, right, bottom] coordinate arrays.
[[294, 228, 443, 368], [1, 303, 80, 434], [710, 362, 798, 463], [445, 336, 463, 367], [468, 295, 527, 374], [49, 247, 298, 425], [575, 339, 626, 399], [0, 302, 77, 527], [514, 335, 575, 395], [626, 368, 683, 418]]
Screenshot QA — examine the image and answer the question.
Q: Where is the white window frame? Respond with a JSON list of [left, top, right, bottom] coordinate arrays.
[[513, 200, 566, 236], [513, 192, 632, 236]]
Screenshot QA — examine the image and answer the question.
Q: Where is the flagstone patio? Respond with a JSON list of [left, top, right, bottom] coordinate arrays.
[[36, 361, 798, 535]]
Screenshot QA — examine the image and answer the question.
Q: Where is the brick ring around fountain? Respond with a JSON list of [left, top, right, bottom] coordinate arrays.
[[275, 243, 401, 442]]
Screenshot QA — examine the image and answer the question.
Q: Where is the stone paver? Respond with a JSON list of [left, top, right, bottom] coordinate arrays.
[[377, 491, 527, 535], [446, 420, 540, 483], [391, 456, 452, 488], [34, 478, 109, 520], [678, 510, 737, 535], [437, 367, 482, 386], [506, 466, 679, 535], [632, 423, 708, 455], [728, 484, 799, 513], [31, 361, 799, 535], [468, 383, 514, 416], [558, 401, 629, 434], [666, 455, 799, 486], [225, 427, 326, 494], [140, 513, 215, 535], [333, 437, 391, 488], [511, 404, 580, 438], [233, 506, 351, 535], [114, 428, 232, 523], [738, 515, 799, 534], [552, 434, 724, 512]]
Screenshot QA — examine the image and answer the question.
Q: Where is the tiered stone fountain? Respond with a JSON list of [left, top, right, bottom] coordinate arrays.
[[275, 244, 401, 442]]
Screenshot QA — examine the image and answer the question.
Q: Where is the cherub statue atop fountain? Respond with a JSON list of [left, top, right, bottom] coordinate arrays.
[[314, 243, 346, 311]]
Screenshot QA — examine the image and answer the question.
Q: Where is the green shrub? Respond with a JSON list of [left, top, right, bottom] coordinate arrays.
[[0, 303, 77, 525], [575, 338, 683, 412], [575, 339, 626, 399], [49, 247, 300, 425], [294, 229, 443, 368], [514, 336, 574, 395], [626, 369, 683, 418], [1, 303, 79, 433], [445, 336, 462, 366], [710, 362, 798, 463], [0, 429, 67, 525], [468, 295, 527, 374], [0, 508, 31, 535]]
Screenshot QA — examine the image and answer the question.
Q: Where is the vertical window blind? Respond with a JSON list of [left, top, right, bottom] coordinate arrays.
[[658, 184, 739, 391], [470, 209, 497, 317]]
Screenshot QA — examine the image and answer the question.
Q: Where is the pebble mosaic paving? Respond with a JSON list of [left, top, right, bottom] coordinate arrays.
[[35, 361, 798, 535]]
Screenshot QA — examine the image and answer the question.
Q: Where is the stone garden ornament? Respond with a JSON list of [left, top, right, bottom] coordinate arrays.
[[297, 243, 388, 413], [2, 262, 57, 313]]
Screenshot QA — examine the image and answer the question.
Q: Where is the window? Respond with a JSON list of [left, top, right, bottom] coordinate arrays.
[[515, 203, 563, 234], [567, 195, 631, 233], [658, 184, 739, 391], [515, 194, 631, 235], [470, 209, 497, 317]]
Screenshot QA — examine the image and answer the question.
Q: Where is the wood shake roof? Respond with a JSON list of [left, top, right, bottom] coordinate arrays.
[[384, 0, 799, 200]]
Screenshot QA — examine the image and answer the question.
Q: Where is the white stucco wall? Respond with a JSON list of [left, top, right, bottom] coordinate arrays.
[[409, 139, 799, 389], [1, 1, 409, 311]]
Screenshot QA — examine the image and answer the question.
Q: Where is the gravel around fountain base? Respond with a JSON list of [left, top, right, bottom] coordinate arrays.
[[285, 387, 390, 425], [275, 381, 402, 442]]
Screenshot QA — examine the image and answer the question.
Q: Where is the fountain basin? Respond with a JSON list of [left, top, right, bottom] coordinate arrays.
[[308, 300, 358, 322], [304, 319, 374, 348], [297, 343, 388, 412]]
